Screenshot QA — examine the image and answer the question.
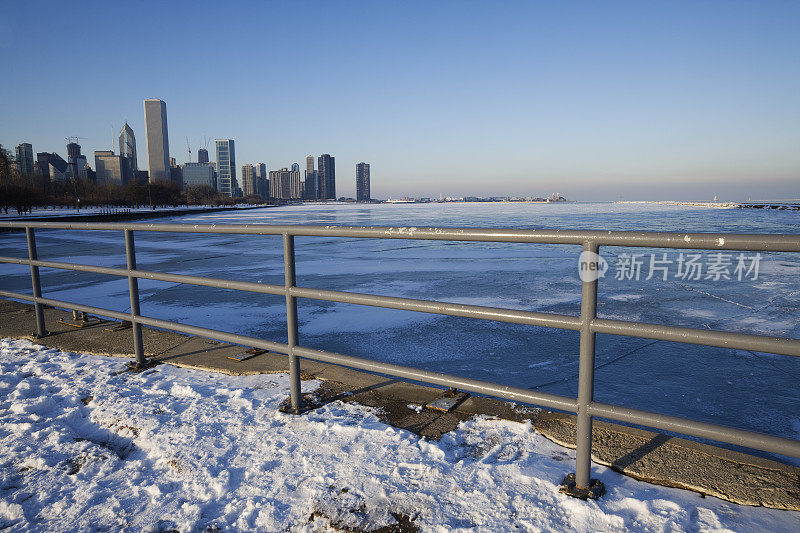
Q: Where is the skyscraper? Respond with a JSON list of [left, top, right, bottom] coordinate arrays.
[[356, 162, 370, 201], [215, 139, 237, 197], [254, 163, 268, 197], [241, 164, 255, 196], [197, 148, 209, 164], [269, 168, 300, 200], [15, 143, 34, 176], [119, 122, 137, 181], [304, 155, 318, 200], [66, 142, 87, 180], [143, 98, 170, 182], [318, 154, 335, 200]]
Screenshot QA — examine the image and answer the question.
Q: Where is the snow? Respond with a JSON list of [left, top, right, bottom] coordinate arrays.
[[1, 338, 798, 532]]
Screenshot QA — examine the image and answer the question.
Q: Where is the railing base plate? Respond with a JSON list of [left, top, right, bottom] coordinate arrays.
[[125, 359, 159, 372], [559, 473, 606, 500]]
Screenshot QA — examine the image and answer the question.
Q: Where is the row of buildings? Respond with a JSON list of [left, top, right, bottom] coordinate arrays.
[[12, 98, 372, 202]]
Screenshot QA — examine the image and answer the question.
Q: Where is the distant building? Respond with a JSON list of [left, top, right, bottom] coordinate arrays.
[[170, 158, 182, 188], [291, 162, 300, 173], [119, 122, 138, 180], [318, 154, 335, 200], [66, 142, 87, 180], [304, 155, 318, 200], [241, 164, 255, 196], [15, 143, 34, 176], [215, 139, 237, 197], [197, 148, 209, 164], [94, 150, 125, 185], [37, 152, 69, 182], [254, 163, 268, 197], [356, 162, 370, 201], [269, 168, 301, 200], [144, 98, 170, 182], [182, 162, 216, 189]]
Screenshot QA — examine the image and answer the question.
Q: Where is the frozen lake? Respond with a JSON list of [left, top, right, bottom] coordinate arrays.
[[2, 202, 799, 461]]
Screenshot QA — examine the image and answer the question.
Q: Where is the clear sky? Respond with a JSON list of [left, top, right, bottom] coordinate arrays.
[[2, 1, 798, 201]]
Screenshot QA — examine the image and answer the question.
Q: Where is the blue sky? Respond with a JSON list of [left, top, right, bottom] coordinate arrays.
[[2, 1, 798, 200]]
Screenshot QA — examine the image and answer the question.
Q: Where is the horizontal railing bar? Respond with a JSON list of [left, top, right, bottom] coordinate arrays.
[[589, 402, 800, 459], [4, 288, 799, 457], [288, 286, 584, 329], [0, 256, 287, 296], [4, 255, 799, 354], [592, 318, 800, 357], [1, 221, 799, 251], [0, 290, 578, 412], [0, 256, 582, 329]]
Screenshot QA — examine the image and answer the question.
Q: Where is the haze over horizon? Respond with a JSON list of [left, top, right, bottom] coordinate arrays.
[[2, 1, 798, 202]]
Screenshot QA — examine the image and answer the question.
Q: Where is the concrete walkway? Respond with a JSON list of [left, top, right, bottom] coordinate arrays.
[[1, 298, 799, 511]]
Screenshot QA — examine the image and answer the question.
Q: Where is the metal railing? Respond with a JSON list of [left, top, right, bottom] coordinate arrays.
[[2, 221, 800, 495]]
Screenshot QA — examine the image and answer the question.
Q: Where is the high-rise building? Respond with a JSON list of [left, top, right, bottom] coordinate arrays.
[[15, 143, 34, 176], [241, 164, 255, 196], [269, 168, 302, 200], [254, 163, 268, 197], [119, 122, 138, 175], [291, 162, 300, 173], [94, 150, 125, 185], [65, 142, 87, 180], [36, 152, 69, 182], [143, 98, 170, 182], [356, 162, 370, 201], [304, 155, 318, 200], [197, 148, 209, 164], [182, 162, 216, 189], [318, 154, 335, 200], [215, 139, 237, 197]]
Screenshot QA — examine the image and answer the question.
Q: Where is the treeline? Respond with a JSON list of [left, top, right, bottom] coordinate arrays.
[[0, 145, 265, 215]]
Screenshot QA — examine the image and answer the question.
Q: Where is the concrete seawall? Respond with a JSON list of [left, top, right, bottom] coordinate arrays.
[[1, 297, 799, 511]]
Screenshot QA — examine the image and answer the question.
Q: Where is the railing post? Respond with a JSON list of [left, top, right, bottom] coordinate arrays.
[[124, 229, 146, 368], [561, 241, 606, 499], [25, 227, 48, 338], [283, 233, 303, 413]]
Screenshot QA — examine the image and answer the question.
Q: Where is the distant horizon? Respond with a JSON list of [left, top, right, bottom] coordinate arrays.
[[2, 1, 798, 201]]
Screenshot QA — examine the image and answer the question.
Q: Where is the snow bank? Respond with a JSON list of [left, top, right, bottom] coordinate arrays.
[[0, 338, 797, 532]]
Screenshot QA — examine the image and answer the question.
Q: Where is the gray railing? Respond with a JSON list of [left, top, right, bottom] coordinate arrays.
[[2, 221, 800, 497]]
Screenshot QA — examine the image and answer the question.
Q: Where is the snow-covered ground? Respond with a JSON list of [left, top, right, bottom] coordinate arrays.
[[1, 338, 797, 532]]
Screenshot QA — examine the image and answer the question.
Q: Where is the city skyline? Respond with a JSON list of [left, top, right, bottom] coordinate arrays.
[[2, 2, 799, 201]]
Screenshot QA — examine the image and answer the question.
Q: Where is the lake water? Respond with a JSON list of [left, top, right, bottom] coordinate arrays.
[[2, 202, 799, 460]]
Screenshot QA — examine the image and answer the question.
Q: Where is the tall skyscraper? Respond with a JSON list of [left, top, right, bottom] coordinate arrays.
[[119, 122, 137, 172], [66, 142, 87, 180], [197, 148, 209, 164], [241, 164, 255, 196], [254, 163, 268, 197], [304, 155, 318, 200], [318, 154, 335, 200], [143, 98, 170, 182], [215, 139, 237, 197], [356, 162, 370, 201], [15, 143, 34, 176]]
